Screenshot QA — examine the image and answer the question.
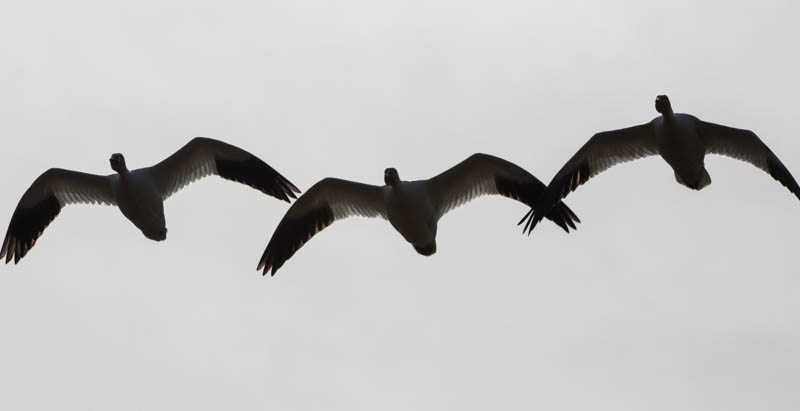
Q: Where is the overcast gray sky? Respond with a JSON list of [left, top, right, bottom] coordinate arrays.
[[1, 0, 799, 410]]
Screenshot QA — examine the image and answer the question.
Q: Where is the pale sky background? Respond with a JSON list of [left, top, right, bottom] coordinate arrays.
[[1, 1, 799, 410]]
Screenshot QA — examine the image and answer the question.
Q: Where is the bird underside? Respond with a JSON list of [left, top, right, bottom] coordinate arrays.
[[413, 241, 437, 256], [673, 168, 711, 190]]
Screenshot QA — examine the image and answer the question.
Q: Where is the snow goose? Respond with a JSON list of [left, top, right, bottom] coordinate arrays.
[[520, 95, 800, 233], [258, 153, 580, 275], [2, 137, 300, 263]]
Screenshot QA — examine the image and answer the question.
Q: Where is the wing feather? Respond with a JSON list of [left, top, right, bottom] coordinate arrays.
[[424, 153, 581, 232], [149, 137, 300, 202], [697, 120, 800, 200], [2, 168, 115, 263], [257, 178, 386, 276], [522, 122, 658, 233]]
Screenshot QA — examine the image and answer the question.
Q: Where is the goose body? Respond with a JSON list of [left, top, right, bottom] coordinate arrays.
[[2, 137, 300, 263], [521, 95, 800, 233], [113, 166, 168, 241], [258, 153, 580, 275], [384, 179, 438, 254]]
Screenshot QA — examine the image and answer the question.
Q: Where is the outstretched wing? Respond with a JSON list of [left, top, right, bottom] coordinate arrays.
[[2, 168, 116, 263], [149, 137, 300, 202], [521, 122, 658, 234], [258, 178, 387, 276], [424, 153, 580, 232], [697, 120, 800, 200]]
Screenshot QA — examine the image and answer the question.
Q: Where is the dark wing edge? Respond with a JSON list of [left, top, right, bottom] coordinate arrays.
[[698, 121, 800, 201], [257, 204, 334, 276], [257, 178, 386, 276], [494, 174, 580, 233], [1, 169, 114, 264], [424, 153, 580, 232], [521, 122, 657, 234], [1, 193, 61, 264], [151, 137, 301, 202]]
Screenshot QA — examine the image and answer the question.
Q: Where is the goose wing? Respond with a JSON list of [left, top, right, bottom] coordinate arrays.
[[149, 137, 300, 202], [424, 153, 580, 232], [258, 178, 387, 276], [2, 169, 116, 263], [521, 122, 658, 234], [697, 120, 800, 200]]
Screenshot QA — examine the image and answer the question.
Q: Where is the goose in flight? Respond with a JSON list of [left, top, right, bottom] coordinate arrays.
[[258, 153, 580, 275], [520, 95, 800, 234], [2, 137, 300, 263]]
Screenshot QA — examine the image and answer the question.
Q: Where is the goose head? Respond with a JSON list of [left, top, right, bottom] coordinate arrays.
[[144, 227, 168, 241], [384, 168, 400, 186], [655, 95, 673, 115], [109, 153, 129, 174]]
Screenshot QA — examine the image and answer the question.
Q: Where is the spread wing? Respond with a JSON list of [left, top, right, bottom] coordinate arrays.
[[697, 120, 800, 200], [424, 153, 580, 232], [2, 168, 116, 263], [257, 178, 387, 276], [149, 137, 300, 202], [521, 122, 658, 234]]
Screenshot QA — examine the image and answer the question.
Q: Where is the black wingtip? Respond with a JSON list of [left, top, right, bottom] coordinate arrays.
[[557, 210, 571, 233], [2, 193, 62, 265], [216, 156, 301, 203], [550, 203, 579, 233], [524, 213, 543, 236], [280, 179, 301, 202], [517, 208, 533, 227], [523, 212, 532, 234], [563, 214, 576, 231], [258, 249, 283, 277], [568, 209, 581, 224]]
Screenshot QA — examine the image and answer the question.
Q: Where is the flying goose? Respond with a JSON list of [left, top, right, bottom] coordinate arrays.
[[2, 137, 300, 263], [257, 153, 580, 275], [520, 95, 800, 233]]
